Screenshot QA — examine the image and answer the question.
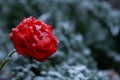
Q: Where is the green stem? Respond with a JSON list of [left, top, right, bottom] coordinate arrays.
[[7, 49, 16, 57], [0, 49, 16, 71]]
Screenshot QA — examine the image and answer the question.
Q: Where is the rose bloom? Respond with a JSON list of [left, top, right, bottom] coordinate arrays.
[[9, 16, 57, 62]]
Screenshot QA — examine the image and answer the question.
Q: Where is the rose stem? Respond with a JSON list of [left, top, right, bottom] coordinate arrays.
[[0, 49, 16, 71]]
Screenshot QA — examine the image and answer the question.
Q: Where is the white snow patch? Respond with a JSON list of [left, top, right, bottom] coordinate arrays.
[[48, 71, 63, 78], [110, 25, 119, 36], [38, 13, 51, 22]]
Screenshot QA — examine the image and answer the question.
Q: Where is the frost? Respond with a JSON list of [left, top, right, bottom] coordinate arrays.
[[83, 48, 91, 56], [11, 52, 18, 60], [35, 25, 41, 30], [24, 76, 32, 80], [108, 51, 120, 62], [38, 13, 51, 22], [68, 65, 87, 75], [0, 51, 5, 59], [34, 77, 44, 80], [74, 34, 83, 42], [22, 68, 29, 72], [48, 71, 64, 78], [41, 71, 47, 75], [110, 25, 120, 36], [17, 72, 24, 77], [0, 0, 120, 80]]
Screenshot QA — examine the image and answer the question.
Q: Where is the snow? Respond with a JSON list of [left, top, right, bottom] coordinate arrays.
[[38, 13, 51, 22], [0, 0, 120, 80], [48, 71, 64, 78], [110, 25, 119, 36]]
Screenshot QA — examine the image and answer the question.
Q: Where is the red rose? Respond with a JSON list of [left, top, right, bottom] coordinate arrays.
[[9, 16, 57, 62]]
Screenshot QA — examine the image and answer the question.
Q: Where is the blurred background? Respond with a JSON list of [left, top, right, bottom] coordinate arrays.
[[0, 0, 120, 80]]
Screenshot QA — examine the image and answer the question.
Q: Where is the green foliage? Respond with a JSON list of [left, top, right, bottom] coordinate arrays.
[[0, 0, 120, 80]]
